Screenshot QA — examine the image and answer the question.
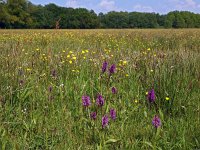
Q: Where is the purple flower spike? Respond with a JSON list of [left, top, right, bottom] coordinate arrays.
[[148, 89, 155, 103], [102, 115, 109, 128], [109, 64, 116, 75], [48, 86, 53, 92], [110, 108, 116, 120], [102, 61, 108, 73], [152, 115, 161, 128], [111, 87, 117, 94], [19, 79, 24, 86], [96, 94, 104, 107], [51, 69, 56, 77], [82, 96, 91, 107], [90, 112, 97, 120]]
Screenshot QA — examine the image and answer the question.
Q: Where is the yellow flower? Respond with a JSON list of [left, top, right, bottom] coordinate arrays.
[[85, 50, 89, 53], [165, 97, 170, 101], [69, 60, 73, 64], [150, 69, 154, 72], [63, 50, 66, 53], [67, 55, 70, 58], [82, 50, 85, 54], [72, 70, 75, 72], [36, 48, 39, 51], [83, 56, 86, 59], [69, 51, 73, 54], [145, 92, 148, 95], [125, 74, 129, 77], [26, 68, 31, 71], [147, 48, 151, 51], [72, 56, 76, 60], [123, 61, 127, 65], [134, 99, 138, 103]]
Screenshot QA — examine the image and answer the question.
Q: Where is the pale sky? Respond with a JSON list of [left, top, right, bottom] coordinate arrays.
[[30, 0, 200, 14]]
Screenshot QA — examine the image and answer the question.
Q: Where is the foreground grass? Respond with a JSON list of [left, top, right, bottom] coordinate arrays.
[[0, 29, 200, 149]]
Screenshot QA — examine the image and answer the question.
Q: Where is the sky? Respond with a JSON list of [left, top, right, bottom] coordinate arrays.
[[30, 0, 200, 14]]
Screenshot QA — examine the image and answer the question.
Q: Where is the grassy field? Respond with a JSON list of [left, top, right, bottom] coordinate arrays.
[[0, 29, 200, 149]]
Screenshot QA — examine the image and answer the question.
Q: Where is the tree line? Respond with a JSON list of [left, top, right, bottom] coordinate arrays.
[[1, 0, 200, 29]]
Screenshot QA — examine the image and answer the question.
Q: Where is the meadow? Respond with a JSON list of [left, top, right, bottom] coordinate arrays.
[[0, 29, 199, 149]]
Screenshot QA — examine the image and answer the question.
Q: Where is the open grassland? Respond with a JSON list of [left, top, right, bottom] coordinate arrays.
[[0, 29, 200, 149]]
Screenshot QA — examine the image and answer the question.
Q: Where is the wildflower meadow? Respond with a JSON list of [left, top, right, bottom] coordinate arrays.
[[0, 29, 200, 149]]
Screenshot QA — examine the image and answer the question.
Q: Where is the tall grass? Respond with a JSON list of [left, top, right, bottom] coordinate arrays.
[[0, 29, 199, 149]]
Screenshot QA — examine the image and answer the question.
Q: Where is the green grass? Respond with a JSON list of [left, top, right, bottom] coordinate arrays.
[[0, 29, 200, 149]]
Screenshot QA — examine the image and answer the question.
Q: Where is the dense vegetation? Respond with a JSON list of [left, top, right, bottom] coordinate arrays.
[[0, 29, 200, 149], [1, 0, 200, 29]]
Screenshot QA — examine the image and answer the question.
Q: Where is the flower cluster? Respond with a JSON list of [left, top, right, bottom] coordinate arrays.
[[82, 95, 91, 107], [81, 61, 119, 129], [111, 87, 117, 94], [102, 115, 109, 128], [96, 94, 105, 107], [109, 64, 116, 75], [102, 61, 108, 73], [147, 89, 155, 103], [110, 108, 116, 120], [82, 93, 117, 128], [147, 89, 162, 128], [101, 61, 116, 75], [152, 115, 161, 128], [90, 112, 97, 120]]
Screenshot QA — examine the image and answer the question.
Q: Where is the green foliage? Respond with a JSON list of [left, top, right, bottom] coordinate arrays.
[[1, 1, 200, 29]]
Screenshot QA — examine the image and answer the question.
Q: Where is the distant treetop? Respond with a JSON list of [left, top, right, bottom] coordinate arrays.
[[0, 1, 200, 29]]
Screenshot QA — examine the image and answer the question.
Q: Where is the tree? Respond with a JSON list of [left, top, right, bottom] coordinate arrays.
[[173, 12, 186, 28], [0, 1, 10, 28], [164, 12, 175, 28], [6, 0, 33, 28], [157, 14, 165, 28], [1, 0, 200, 29], [102, 11, 129, 28]]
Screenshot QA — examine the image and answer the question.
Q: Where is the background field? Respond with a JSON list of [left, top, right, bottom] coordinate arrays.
[[0, 29, 200, 149]]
